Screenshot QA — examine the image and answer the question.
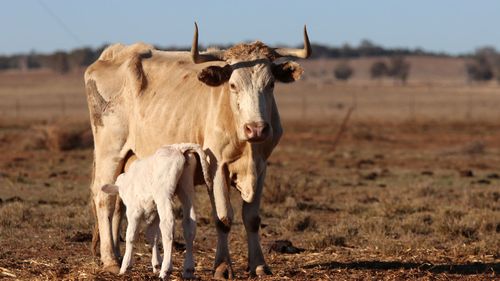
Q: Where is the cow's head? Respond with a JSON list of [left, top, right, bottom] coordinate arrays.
[[191, 23, 311, 143]]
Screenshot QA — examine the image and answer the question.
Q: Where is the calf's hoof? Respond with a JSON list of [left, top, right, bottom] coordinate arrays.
[[159, 270, 172, 280], [251, 265, 272, 277], [102, 263, 121, 274], [214, 262, 233, 280]]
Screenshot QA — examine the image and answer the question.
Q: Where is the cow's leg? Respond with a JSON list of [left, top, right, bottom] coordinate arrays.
[[92, 130, 128, 272], [242, 168, 271, 277], [93, 176, 120, 272], [177, 155, 197, 279], [157, 198, 175, 279], [210, 164, 234, 280], [112, 196, 125, 257], [145, 217, 161, 273], [119, 210, 140, 274]]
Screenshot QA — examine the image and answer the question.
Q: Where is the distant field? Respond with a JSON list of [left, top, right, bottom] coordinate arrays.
[[1, 58, 499, 123], [0, 70, 87, 120], [0, 60, 499, 280]]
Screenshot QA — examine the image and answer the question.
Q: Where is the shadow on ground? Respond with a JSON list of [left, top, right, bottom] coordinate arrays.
[[304, 260, 499, 275]]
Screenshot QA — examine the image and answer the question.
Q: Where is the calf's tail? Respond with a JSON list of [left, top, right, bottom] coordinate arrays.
[[176, 143, 231, 225], [175, 143, 213, 189]]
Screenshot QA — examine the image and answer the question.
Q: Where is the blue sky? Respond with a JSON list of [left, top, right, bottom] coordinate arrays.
[[1, 0, 499, 55]]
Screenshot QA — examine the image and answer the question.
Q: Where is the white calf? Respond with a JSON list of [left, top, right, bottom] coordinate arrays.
[[101, 143, 212, 279]]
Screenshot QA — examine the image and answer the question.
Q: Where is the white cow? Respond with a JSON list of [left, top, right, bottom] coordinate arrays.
[[101, 143, 212, 279]]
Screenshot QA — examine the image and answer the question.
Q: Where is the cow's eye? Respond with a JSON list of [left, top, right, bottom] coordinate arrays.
[[229, 83, 237, 91]]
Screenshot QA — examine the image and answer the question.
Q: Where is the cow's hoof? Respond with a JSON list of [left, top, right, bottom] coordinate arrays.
[[182, 268, 196, 279], [214, 262, 233, 280], [219, 216, 232, 228], [251, 265, 272, 277], [103, 263, 121, 274]]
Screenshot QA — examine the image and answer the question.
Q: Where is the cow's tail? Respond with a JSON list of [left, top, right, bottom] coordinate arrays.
[[176, 143, 213, 189]]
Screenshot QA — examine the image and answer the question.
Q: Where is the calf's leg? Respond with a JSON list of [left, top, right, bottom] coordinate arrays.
[[156, 198, 175, 279], [177, 155, 197, 279], [145, 216, 161, 273], [119, 210, 141, 274]]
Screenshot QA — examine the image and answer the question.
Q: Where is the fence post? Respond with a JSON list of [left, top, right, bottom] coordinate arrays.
[[465, 90, 472, 121], [61, 96, 66, 117], [301, 96, 307, 120], [15, 99, 20, 119], [409, 90, 415, 122]]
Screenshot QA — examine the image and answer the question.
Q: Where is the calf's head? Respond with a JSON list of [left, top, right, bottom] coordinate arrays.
[[192, 23, 311, 143]]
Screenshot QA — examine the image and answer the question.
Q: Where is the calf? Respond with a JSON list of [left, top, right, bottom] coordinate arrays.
[[101, 143, 212, 279]]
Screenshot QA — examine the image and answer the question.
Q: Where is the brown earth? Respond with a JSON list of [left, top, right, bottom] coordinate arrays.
[[0, 64, 499, 280]]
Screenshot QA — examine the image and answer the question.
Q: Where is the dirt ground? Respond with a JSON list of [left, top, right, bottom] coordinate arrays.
[[0, 69, 499, 280]]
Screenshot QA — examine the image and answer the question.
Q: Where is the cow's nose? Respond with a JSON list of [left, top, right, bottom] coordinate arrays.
[[244, 122, 270, 142]]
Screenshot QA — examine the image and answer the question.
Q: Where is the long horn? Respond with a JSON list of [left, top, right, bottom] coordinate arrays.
[[273, 25, 312, 59], [191, 22, 225, 64]]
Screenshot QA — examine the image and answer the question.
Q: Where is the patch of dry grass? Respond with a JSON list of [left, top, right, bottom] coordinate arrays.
[[0, 69, 499, 279]]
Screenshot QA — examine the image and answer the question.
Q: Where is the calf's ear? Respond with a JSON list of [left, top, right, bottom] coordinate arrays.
[[198, 65, 232, 87], [101, 184, 119, 195], [272, 61, 304, 83]]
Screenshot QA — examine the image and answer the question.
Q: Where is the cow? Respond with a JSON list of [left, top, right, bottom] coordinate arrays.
[[84, 23, 311, 279]]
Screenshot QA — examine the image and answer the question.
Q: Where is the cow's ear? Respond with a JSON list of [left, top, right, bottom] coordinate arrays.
[[198, 65, 232, 87], [101, 184, 119, 195], [272, 61, 304, 83]]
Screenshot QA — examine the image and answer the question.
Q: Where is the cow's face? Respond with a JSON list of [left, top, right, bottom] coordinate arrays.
[[198, 59, 303, 143], [191, 24, 310, 143], [228, 61, 274, 143]]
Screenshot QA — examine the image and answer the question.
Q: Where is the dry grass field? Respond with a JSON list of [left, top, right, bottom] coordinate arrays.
[[0, 59, 499, 280]]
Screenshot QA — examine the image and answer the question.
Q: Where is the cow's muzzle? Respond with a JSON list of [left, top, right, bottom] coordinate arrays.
[[244, 121, 270, 143]]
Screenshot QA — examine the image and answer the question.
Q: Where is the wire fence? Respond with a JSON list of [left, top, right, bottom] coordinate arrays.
[[1, 84, 500, 123], [0, 95, 88, 120]]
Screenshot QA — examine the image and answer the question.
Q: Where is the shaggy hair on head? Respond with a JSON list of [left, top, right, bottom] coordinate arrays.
[[223, 41, 278, 61]]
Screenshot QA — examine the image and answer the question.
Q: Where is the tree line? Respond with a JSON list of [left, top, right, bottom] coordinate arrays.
[[0, 47, 105, 73], [310, 39, 449, 59], [1, 41, 499, 84], [464, 47, 500, 83], [331, 46, 500, 84], [0, 40, 448, 73], [332, 56, 411, 84]]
